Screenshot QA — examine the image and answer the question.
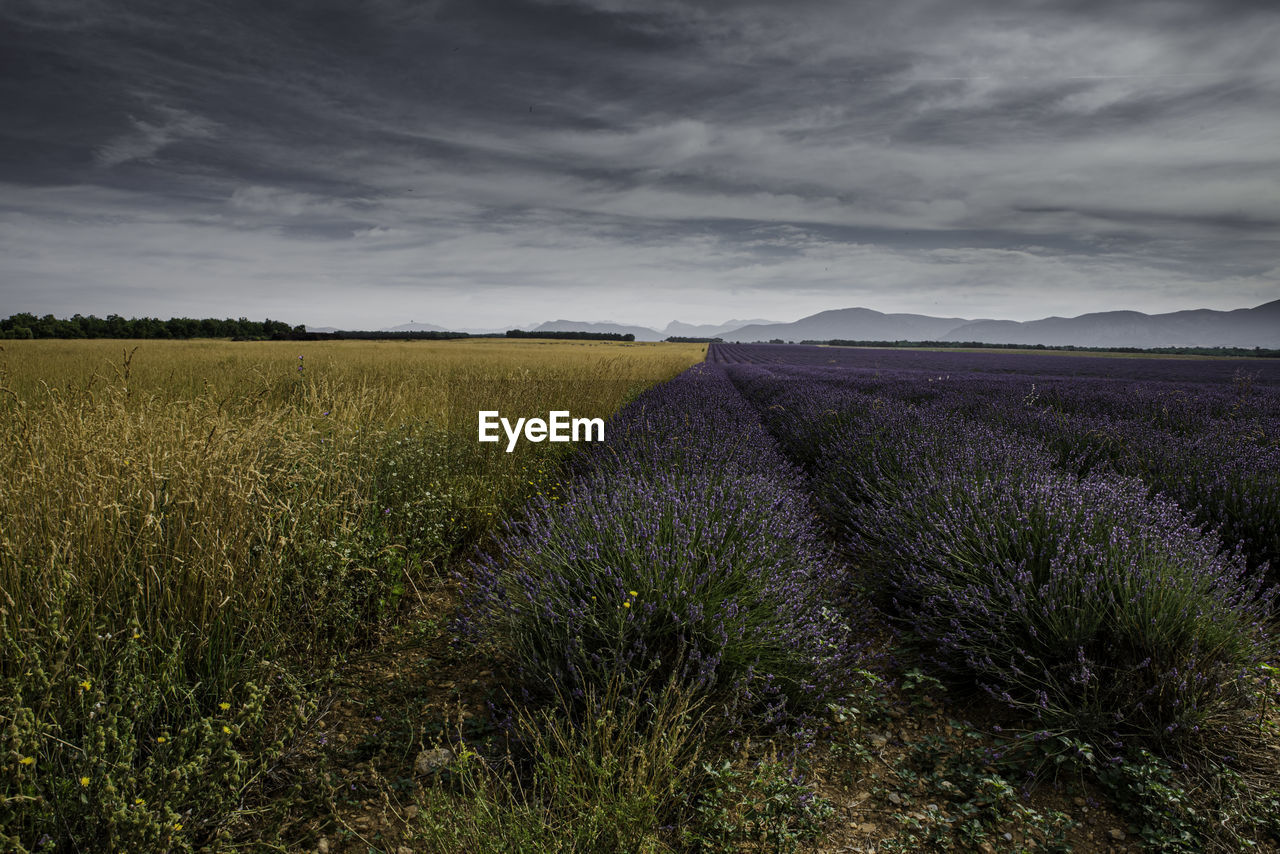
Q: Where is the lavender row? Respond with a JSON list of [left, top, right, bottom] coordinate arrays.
[[462, 364, 854, 733], [1000, 408, 1280, 574], [727, 364, 1275, 754], [709, 342, 1280, 387], [728, 354, 1280, 574]]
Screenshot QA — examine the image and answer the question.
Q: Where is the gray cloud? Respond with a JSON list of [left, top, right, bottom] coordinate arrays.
[[94, 104, 219, 167], [1, 0, 1277, 327]]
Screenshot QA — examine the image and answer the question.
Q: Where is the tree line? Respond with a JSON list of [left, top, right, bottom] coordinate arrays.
[[0, 313, 303, 340], [0, 314, 640, 343]]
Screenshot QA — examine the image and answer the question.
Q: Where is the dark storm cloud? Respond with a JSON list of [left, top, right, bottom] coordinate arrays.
[[0, 0, 1276, 326]]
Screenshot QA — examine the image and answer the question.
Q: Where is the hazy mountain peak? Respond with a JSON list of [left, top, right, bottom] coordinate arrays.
[[663, 318, 780, 337], [382, 320, 448, 332], [532, 319, 662, 341], [721, 299, 1279, 348]]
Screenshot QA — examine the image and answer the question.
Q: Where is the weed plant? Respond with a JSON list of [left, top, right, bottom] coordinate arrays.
[[412, 672, 708, 853]]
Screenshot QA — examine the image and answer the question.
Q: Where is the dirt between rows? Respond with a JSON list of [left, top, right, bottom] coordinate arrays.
[[255, 579, 1274, 854]]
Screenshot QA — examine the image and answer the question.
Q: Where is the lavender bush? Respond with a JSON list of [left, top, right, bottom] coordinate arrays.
[[1010, 410, 1280, 574], [870, 465, 1271, 751], [464, 365, 854, 734]]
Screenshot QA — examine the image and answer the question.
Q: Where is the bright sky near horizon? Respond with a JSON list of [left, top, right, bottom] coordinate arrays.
[[2, 0, 1278, 329]]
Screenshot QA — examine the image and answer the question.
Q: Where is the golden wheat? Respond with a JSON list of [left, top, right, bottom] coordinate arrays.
[[0, 337, 701, 665]]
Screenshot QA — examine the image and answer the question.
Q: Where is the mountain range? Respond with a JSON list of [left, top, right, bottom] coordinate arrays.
[[552, 300, 1280, 348], [529, 318, 780, 341], [313, 299, 1280, 348], [936, 302, 1280, 349], [721, 308, 967, 343]]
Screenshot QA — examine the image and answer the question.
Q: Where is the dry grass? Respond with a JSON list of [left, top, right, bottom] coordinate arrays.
[[0, 337, 702, 850], [1, 337, 701, 647]]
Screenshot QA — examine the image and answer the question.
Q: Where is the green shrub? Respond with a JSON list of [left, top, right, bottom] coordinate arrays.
[[682, 751, 833, 853]]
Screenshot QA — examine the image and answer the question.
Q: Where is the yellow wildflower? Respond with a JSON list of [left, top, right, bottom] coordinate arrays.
[[222, 726, 232, 734], [623, 602, 631, 608], [80, 776, 90, 787], [628, 590, 638, 597], [218, 702, 230, 711], [18, 756, 35, 766], [156, 736, 167, 744], [79, 679, 91, 691]]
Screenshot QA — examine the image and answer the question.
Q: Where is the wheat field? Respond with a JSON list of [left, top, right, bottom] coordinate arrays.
[[0, 338, 703, 850]]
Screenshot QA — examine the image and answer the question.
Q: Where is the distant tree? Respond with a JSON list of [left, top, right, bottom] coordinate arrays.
[[505, 329, 634, 342], [2, 313, 37, 335]]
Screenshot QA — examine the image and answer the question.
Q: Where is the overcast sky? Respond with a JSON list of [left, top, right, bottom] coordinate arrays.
[[2, 0, 1278, 330]]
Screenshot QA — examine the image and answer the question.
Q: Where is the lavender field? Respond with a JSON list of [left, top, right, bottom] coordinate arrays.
[[710, 343, 1279, 849], [711, 343, 1280, 577], [423, 343, 1280, 852]]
